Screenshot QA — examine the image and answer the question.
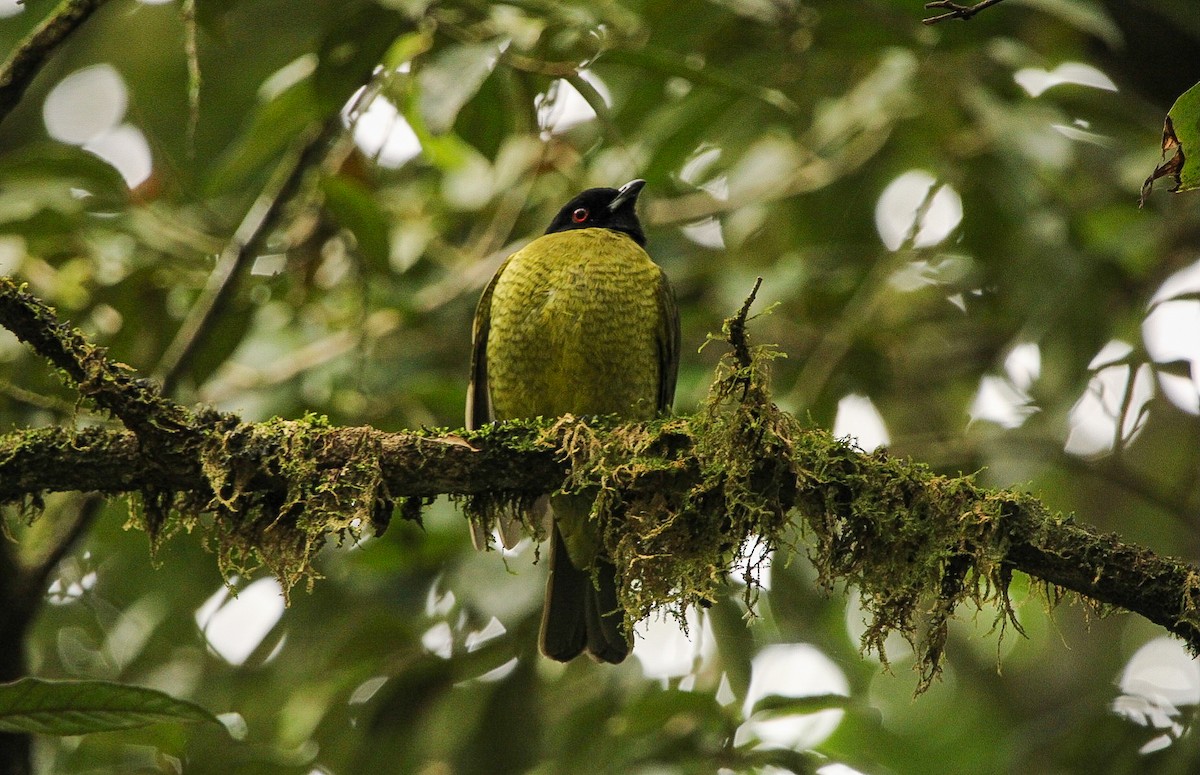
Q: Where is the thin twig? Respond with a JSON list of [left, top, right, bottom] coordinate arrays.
[[922, 0, 1008, 25], [436, 18, 581, 78], [727, 277, 763, 372], [0, 381, 80, 417], [1111, 363, 1139, 461], [561, 71, 627, 151], [181, 0, 200, 155], [199, 325, 390, 404], [0, 0, 115, 128], [155, 116, 342, 396], [604, 47, 799, 116], [786, 180, 942, 408]]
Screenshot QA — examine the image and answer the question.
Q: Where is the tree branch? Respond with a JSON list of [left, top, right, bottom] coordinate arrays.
[[0, 423, 562, 502], [0, 277, 200, 448], [1, 414, 1198, 654], [0, 0, 114, 128], [922, 0, 1007, 25], [2, 279, 1199, 678]]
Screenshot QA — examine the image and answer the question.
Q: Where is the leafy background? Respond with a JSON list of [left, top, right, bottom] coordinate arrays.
[[1, 0, 1199, 772]]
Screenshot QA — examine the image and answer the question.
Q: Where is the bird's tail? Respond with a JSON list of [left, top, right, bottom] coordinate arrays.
[[540, 525, 629, 664]]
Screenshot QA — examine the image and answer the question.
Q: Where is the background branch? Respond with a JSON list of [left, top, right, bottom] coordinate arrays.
[[923, 0, 1008, 24], [0, 0, 114, 128], [155, 117, 344, 396]]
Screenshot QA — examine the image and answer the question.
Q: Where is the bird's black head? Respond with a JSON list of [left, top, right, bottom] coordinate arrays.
[[544, 179, 647, 246]]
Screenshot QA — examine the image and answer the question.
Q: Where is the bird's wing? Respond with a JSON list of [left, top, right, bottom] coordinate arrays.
[[465, 256, 512, 430], [656, 267, 681, 413], [466, 256, 525, 551]]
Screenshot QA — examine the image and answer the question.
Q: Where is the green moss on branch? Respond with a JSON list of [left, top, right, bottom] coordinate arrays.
[[3, 280, 1199, 680]]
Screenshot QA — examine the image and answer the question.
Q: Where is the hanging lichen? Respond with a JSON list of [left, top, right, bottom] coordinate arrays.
[[125, 413, 393, 600]]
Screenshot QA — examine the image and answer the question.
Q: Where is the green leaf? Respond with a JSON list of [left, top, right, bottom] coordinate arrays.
[[604, 46, 799, 116], [619, 687, 727, 738], [381, 30, 434, 72], [0, 678, 223, 736], [401, 90, 477, 170], [416, 42, 500, 134], [314, 5, 412, 113], [204, 78, 321, 197], [748, 693, 852, 718], [0, 143, 129, 204], [1018, 0, 1122, 47], [208, 5, 411, 197], [1142, 81, 1200, 203], [322, 175, 391, 269], [0, 144, 131, 238]]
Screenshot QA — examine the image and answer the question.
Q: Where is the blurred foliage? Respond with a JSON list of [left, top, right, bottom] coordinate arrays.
[[2, 0, 1200, 773], [0, 678, 222, 735]]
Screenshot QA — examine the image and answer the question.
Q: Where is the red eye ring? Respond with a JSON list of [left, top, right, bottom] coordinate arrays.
[[571, 207, 589, 223]]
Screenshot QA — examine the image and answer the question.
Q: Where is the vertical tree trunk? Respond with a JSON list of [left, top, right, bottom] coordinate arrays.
[[0, 541, 32, 775]]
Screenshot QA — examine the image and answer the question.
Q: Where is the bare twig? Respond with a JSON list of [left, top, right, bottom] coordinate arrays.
[[922, 0, 1008, 25], [181, 0, 200, 155], [605, 47, 799, 116], [786, 181, 942, 408], [727, 277, 763, 372], [0, 0, 115, 128], [0, 381, 80, 417]]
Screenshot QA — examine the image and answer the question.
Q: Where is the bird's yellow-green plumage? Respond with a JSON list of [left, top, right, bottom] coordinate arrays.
[[486, 228, 664, 422], [466, 180, 679, 664]]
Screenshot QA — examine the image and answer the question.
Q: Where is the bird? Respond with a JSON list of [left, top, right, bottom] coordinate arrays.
[[466, 179, 680, 663]]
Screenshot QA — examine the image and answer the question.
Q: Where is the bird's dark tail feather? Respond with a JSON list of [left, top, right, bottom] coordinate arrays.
[[540, 526, 629, 664]]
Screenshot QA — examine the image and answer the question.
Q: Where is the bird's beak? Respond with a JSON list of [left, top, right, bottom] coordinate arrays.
[[608, 179, 646, 212]]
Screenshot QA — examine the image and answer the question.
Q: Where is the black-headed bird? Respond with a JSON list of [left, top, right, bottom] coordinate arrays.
[[466, 179, 680, 663]]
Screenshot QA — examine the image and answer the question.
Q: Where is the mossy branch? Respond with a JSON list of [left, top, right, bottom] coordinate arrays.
[[4, 412, 1199, 668], [2, 279, 1200, 687], [0, 277, 210, 451]]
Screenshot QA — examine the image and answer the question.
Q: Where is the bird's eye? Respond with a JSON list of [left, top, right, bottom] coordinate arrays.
[[571, 207, 589, 223]]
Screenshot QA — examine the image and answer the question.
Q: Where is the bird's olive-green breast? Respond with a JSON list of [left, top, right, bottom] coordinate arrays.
[[486, 228, 664, 421]]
